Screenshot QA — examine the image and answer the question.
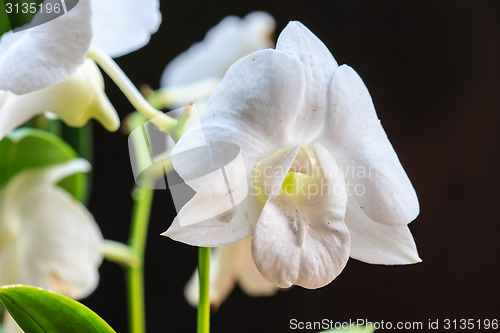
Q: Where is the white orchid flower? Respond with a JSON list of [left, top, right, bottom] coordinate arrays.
[[164, 22, 420, 289], [158, 12, 275, 107], [184, 237, 277, 309], [0, 159, 102, 332], [0, 0, 161, 138], [0, 59, 118, 139], [130, 12, 276, 181]]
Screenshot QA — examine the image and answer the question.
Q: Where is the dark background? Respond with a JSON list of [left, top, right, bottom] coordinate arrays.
[[84, 1, 500, 332]]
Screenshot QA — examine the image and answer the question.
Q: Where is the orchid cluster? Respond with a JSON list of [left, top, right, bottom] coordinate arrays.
[[0, 1, 419, 333]]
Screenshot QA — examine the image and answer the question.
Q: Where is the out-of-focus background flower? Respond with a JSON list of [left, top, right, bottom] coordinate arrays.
[[83, 0, 500, 332]]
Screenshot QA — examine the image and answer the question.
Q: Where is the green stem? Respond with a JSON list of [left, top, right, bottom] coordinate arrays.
[[62, 122, 93, 204], [102, 240, 140, 268], [122, 98, 178, 333], [86, 47, 178, 132], [197, 247, 211, 333], [127, 184, 154, 333]]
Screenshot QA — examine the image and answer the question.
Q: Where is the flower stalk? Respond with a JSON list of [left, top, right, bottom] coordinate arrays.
[[126, 115, 156, 333], [87, 47, 178, 132], [127, 184, 154, 333], [197, 247, 211, 333]]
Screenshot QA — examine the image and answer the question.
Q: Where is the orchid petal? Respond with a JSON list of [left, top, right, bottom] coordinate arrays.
[[0, 160, 102, 299], [19, 185, 102, 299], [164, 50, 306, 246], [345, 198, 421, 264], [252, 143, 350, 289], [172, 141, 248, 228], [172, 49, 305, 178], [164, 143, 300, 246], [161, 12, 275, 88], [155, 78, 218, 108], [0, 0, 92, 94], [163, 195, 261, 247], [0, 159, 90, 210], [320, 65, 419, 226], [0, 60, 119, 141], [276, 21, 339, 141], [237, 238, 278, 297], [90, 0, 161, 58]]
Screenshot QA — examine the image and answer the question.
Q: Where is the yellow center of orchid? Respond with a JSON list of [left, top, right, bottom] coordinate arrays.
[[254, 145, 320, 206]]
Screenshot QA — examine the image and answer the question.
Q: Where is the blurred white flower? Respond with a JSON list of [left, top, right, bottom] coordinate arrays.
[[130, 12, 276, 184], [184, 238, 277, 309], [140, 12, 276, 194], [164, 22, 420, 289], [159, 11, 275, 107], [0, 60, 118, 140], [0, 0, 161, 138], [0, 159, 102, 333], [0, 0, 161, 94]]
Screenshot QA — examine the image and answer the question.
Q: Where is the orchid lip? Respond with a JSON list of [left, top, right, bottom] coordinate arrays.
[[253, 144, 348, 205]]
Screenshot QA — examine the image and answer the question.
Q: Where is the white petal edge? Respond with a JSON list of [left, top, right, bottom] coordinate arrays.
[[276, 21, 339, 142], [163, 194, 260, 247], [252, 143, 350, 289], [0, 60, 119, 141], [164, 50, 307, 246], [161, 12, 275, 88], [163, 145, 299, 247], [0, 159, 89, 249], [320, 65, 419, 226], [171, 49, 305, 190], [1, 159, 90, 209], [0, 0, 92, 94], [345, 198, 421, 264], [0, 159, 90, 229], [90, 0, 161, 58], [19, 185, 102, 299], [237, 237, 278, 297], [0, 160, 102, 299], [156, 78, 219, 109]]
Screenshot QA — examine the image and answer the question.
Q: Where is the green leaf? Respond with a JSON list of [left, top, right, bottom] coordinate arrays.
[[0, 0, 13, 37], [0, 128, 87, 202], [0, 285, 115, 333], [0, 0, 39, 37]]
